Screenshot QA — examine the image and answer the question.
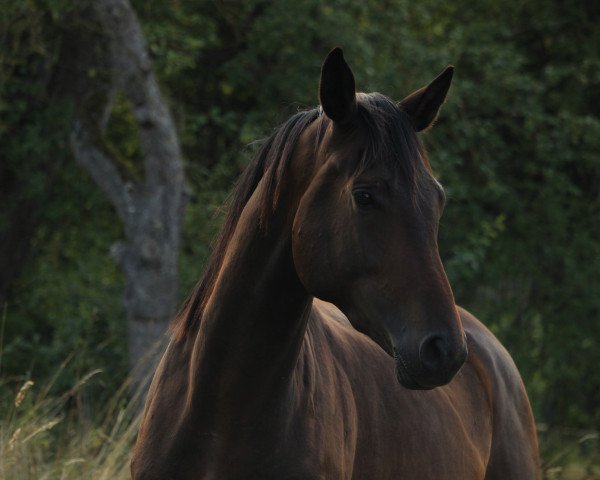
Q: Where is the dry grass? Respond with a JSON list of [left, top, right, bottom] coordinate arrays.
[[0, 363, 143, 480], [540, 425, 600, 480]]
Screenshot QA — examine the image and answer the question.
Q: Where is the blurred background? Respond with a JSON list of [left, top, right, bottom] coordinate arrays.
[[1, 0, 598, 478]]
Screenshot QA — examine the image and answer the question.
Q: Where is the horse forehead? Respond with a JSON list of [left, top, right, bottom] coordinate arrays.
[[298, 112, 435, 193]]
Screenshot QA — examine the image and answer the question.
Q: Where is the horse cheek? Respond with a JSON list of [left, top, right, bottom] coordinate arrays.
[[292, 209, 337, 302]]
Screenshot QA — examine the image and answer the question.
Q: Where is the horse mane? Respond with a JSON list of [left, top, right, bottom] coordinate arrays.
[[172, 94, 429, 341], [172, 108, 322, 341], [354, 92, 432, 197]]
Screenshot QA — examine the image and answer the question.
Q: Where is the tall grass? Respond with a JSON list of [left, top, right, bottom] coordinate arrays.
[[0, 360, 143, 480], [1, 360, 598, 479], [540, 425, 600, 480]]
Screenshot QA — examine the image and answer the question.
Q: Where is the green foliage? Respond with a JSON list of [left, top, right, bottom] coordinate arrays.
[[0, 0, 72, 237], [415, 0, 600, 427], [0, 0, 127, 404], [3, 167, 126, 396]]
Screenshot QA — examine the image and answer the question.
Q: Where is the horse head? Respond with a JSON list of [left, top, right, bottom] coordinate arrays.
[[292, 48, 467, 389]]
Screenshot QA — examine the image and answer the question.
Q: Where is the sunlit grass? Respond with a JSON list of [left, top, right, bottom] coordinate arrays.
[[0, 361, 598, 479], [0, 360, 143, 480]]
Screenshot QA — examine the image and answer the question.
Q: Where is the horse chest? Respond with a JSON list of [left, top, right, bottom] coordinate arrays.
[[204, 412, 484, 480]]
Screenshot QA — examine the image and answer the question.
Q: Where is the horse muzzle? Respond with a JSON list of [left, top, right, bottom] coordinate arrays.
[[393, 334, 468, 389]]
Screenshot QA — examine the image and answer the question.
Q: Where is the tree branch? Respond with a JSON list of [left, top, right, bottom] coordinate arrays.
[[92, 0, 185, 197], [70, 119, 135, 223]]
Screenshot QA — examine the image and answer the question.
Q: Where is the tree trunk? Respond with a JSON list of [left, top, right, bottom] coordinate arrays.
[[67, 0, 186, 393]]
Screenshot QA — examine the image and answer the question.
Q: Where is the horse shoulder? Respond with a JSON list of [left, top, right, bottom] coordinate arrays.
[[458, 307, 541, 479]]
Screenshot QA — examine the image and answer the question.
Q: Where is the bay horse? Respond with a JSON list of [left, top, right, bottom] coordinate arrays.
[[132, 48, 540, 479]]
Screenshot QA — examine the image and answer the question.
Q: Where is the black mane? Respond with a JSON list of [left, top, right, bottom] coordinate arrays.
[[355, 93, 430, 194], [172, 108, 321, 339]]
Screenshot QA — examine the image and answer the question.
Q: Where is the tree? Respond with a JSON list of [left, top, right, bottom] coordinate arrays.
[[68, 0, 186, 390]]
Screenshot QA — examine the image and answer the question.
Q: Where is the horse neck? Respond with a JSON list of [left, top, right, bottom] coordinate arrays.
[[187, 165, 313, 420]]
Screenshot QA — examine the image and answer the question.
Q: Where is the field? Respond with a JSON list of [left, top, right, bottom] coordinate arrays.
[[1, 368, 598, 480]]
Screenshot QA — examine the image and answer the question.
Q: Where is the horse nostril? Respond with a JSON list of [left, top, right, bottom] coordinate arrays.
[[419, 335, 448, 372]]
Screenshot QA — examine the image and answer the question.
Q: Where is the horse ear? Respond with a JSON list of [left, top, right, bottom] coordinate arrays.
[[319, 48, 357, 125], [399, 66, 454, 132]]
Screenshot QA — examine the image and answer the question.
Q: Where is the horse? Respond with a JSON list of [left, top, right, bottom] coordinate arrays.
[[131, 48, 540, 479]]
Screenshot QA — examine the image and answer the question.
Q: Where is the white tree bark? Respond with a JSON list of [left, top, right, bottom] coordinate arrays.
[[69, 0, 186, 393]]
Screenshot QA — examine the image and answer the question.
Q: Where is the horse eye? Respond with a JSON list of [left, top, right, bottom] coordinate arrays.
[[353, 189, 374, 207]]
